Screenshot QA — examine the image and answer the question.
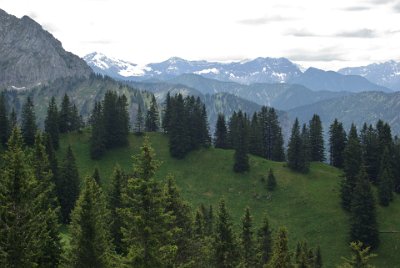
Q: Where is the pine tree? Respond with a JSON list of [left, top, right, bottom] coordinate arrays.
[[233, 112, 250, 173], [0, 92, 10, 146], [272, 127, 286, 162], [164, 176, 194, 266], [66, 176, 116, 268], [267, 168, 277, 191], [214, 199, 238, 268], [119, 136, 177, 266], [169, 94, 189, 158], [43, 133, 59, 193], [205, 204, 214, 236], [90, 101, 106, 159], [362, 125, 380, 184], [145, 95, 159, 132], [9, 108, 17, 130], [314, 246, 322, 268], [0, 129, 43, 267], [377, 147, 394, 206], [215, 114, 229, 149], [135, 104, 144, 135], [59, 94, 71, 133], [58, 145, 80, 223], [350, 167, 379, 249], [301, 123, 311, 164], [92, 167, 101, 185], [162, 92, 172, 133], [70, 104, 82, 131], [21, 96, 37, 146], [338, 242, 376, 268], [45, 96, 60, 150], [341, 124, 362, 211], [240, 207, 256, 268], [329, 119, 347, 168], [268, 227, 291, 268], [256, 215, 273, 267], [108, 165, 126, 254], [287, 118, 309, 173], [32, 133, 62, 267], [309, 114, 325, 162], [248, 112, 263, 157]]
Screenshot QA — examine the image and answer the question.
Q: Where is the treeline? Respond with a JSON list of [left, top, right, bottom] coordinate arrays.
[[162, 93, 211, 159], [0, 92, 82, 150]]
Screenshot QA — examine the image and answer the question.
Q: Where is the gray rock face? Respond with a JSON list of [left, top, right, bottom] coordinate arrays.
[[0, 9, 92, 89]]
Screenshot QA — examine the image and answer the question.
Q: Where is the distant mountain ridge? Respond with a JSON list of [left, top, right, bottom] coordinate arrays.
[[85, 52, 389, 93], [0, 9, 92, 89], [339, 61, 400, 91]]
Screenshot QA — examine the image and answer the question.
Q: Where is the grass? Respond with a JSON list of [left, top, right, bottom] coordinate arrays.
[[58, 131, 400, 267]]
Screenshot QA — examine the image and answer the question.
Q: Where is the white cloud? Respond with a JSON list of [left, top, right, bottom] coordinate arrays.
[[0, 0, 399, 71]]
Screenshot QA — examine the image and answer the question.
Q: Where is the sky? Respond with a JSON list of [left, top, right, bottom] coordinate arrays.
[[1, 0, 400, 70]]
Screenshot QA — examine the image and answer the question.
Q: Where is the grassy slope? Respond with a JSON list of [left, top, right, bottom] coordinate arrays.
[[58, 131, 400, 267]]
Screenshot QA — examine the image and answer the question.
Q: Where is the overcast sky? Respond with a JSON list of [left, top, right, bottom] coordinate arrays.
[[1, 0, 400, 70]]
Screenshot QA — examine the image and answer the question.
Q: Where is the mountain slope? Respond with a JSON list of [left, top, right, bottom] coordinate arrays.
[[288, 91, 400, 134], [0, 9, 92, 89], [58, 132, 400, 268], [290, 67, 390, 92], [339, 61, 400, 91]]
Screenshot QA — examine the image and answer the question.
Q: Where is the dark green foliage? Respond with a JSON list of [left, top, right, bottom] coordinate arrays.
[[267, 168, 277, 191], [240, 207, 256, 268], [214, 113, 229, 149], [164, 176, 194, 266], [248, 112, 263, 156], [21, 96, 37, 146], [341, 124, 362, 211], [256, 215, 273, 267], [268, 227, 291, 268], [92, 167, 101, 185], [287, 118, 309, 173], [0, 92, 10, 146], [338, 241, 376, 268], [66, 176, 116, 268], [43, 133, 59, 190], [295, 241, 315, 268], [166, 94, 210, 159], [44, 96, 60, 150], [32, 134, 62, 268], [360, 124, 380, 184], [214, 199, 238, 268], [103, 91, 130, 148], [314, 246, 322, 268], [301, 123, 311, 163], [393, 139, 400, 193], [329, 119, 347, 168], [162, 92, 172, 133], [349, 167, 379, 249], [9, 108, 17, 130], [309, 114, 325, 162], [135, 104, 144, 135], [0, 129, 51, 267], [378, 168, 392, 207], [57, 145, 80, 223], [90, 101, 106, 159], [145, 95, 159, 132], [119, 137, 177, 266], [59, 94, 71, 133], [108, 165, 126, 254], [233, 111, 250, 173]]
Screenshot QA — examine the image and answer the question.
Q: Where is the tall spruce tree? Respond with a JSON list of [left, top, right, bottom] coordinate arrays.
[[0, 92, 10, 146], [21, 96, 37, 146], [248, 112, 263, 157], [233, 111, 250, 173], [329, 119, 347, 168], [267, 168, 277, 191], [58, 145, 80, 223], [214, 114, 229, 149], [92, 167, 101, 185], [120, 136, 177, 266], [350, 167, 379, 249], [214, 199, 238, 268], [309, 114, 325, 162], [44, 96, 60, 150], [256, 215, 273, 267], [43, 133, 59, 192], [287, 118, 309, 173], [66, 176, 116, 268], [301, 123, 311, 164], [378, 147, 394, 206], [90, 101, 106, 159], [59, 94, 71, 133], [0, 129, 44, 267], [169, 94, 189, 158], [162, 92, 172, 133], [9, 108, 17, 130], [145, 95, 159, 132], [341, 124, 362, 211], [240, 207, 256, 268], [338, 242, 376, 268], [135, 104, 144, 135], [362, 125, 380, 184], [32, 134, 62, 268], [108, 165, 126, 254], [268, 227, 291, 268]]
